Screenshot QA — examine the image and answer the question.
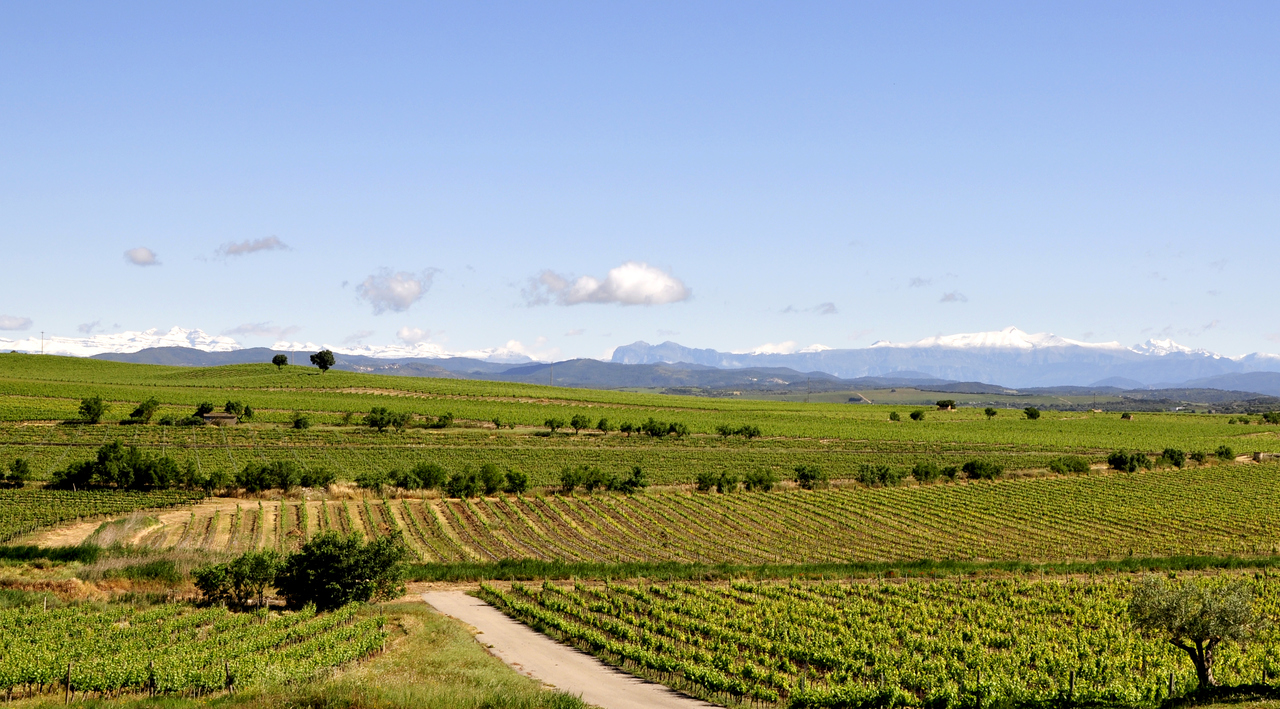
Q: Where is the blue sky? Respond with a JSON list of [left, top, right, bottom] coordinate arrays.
[[2, 2, 1278, 359]]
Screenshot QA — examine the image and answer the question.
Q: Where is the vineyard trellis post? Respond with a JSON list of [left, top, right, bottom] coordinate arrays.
[[1068, 669, 1075, 700], [63, 663, 70, 705], [1168, 671, 1175, 697]]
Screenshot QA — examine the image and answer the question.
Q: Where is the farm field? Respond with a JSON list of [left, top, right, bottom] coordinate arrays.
[[33, 464, 1280, 564], [3, 354, 1279, 487], [478, 575, 1280, 709], [0, 488, 204, 544]]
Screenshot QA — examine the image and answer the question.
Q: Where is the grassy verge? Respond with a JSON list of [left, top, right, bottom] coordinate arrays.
[[407, 554, 1280, 582], [15, 601, 585, 709]]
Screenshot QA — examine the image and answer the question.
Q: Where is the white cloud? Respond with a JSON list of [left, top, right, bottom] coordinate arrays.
[[814, 302, 837, 315], [224, 322, 301, 339], [940, 292, 968, 303], [739, 341, 799, 355], [217, 236, 288, 258], [397, 327, 431, 344], [124, 247, 159, 266], [0, 315, 33, 331], [77, 321, 101, 334], [342, 330, 375, 345], [357, 268, 437, 314], [525, 261, 690, 306], [564, 329, 585, 336]]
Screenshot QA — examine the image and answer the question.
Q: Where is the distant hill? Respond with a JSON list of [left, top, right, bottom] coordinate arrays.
[[1181, 372, 1280, 398]]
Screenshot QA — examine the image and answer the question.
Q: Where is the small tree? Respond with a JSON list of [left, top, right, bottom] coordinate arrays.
[[292, 412, 311, 430], [909, 410, 925, 422], [367, 407, 410, 433], [1024, 407, 1041, 420], [504, 468, 529, 494], [619, 422, 635, 436], [410, 462, 448, 490], [479, 463, 506, 495], [742, 468, 778, 492], [309, 349, 335, 373], [597, 417, 613, 433], [544, 417, 565, 434], [194, 402, 215, 417], [888, 412, 901, 422], [569, 413, 591, 434], [272, 354, 289, 370], [935, 400, 955, 410], [794, 464, 828, 490], [984, 407, 997, 420], [1216, 445, 1235, 461], [1129, 576, 1263, 690], [1160, 448, 1187, 468], [616, 466, 647, 493], [129, 398, 161, 423], [275, 531, 408, 611], [6, 458, 31, 488], [79, 396, 107, 424], [962, 460, 1003, 480], [912, 461, 941, 483]]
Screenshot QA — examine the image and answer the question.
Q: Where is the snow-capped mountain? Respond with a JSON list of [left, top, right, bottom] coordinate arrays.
[[0, 327, 240, 357], [612, 327, 1280, 388]]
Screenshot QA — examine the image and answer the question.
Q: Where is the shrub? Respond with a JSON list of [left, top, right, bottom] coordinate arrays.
[[794, 464, 828, 490], [962, 460, 1003, 480], [5, 458, 31, 488], [942, 465, 960, 481], [911, 461, 941, 483], [984, 408, 997, 419], [569, 414, 591, 433], [366, 407, 411, 432], [354, 469, 391, 493], [1047, 456, 1090, 474], [504, 469, 530, 494], [194, 402, 215, 417], [129, 398, 161, 423], [1216, 445, 1235, 461], [935, 400, 955, 410], [275, 531, 408, 611], [559, 465, 584, 493], [1108, 451, 1151, 473], [291, 412, 310, 429], [909, 410, 925, 422], [1189, 451, 1208, 464], [888, 412, 901, 422], [299, 467, 336, 489], [696, 471, 737, 493], [445, 470, 481, 498], [479, 463, 506, 495], [239, 460, 303, 493], [49, 441, 182, 491], [427, 412, 454, 429], [742, 468, 778, 492], [1263, 412, 1280, 424], [695, 470, 718, 492], [79, 396, 107, 424], [1024, 407, 1041, 420], [1159, 448, 1187, 468], [619, 422, 635, 436], [596, 418, 613, 433], [615, 466, 648, 494], [858, 464, 904, 487], [581, 466, 614, 492], [545, 418, 565, 434], [408, 462, 447, 490], [193, 550, 283, 609]]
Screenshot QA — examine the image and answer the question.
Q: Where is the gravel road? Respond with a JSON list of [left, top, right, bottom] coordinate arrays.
[[422, 591, 717, 709]]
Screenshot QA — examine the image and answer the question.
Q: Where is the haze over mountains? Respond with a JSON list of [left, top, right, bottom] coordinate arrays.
[[8, 326, 1280, 397]]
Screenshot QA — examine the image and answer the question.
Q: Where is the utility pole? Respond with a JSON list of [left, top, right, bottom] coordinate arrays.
[[41, 332, 44, 355]]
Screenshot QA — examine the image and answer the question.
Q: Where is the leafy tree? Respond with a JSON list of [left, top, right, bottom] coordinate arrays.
[[129, 398, 160, 423], [224, 401, 245, 417], [1263, 412, 1280, 424], [1047, 455, 1090, 474], [79, 396, 107, 424], [857, 463, 904, 487], [292, 412, 310, 429], [504, 468, 529, 494], [1024, 407, 1041, 420], [596, 418, 613, 433], [275, 531, 409, 611], [1108, 450, 1151, 473], [911, 461, 941, 483], [445, 469, 481, 498], [428, 412, 454, 429], [615, 466, 647, 493], [668, 421, 690, 437], [1216, 445, 1235, 461], [1189, 451, 1208, 464], [619, 422, 635, 436], [888, 412, 901, 422], [984, 407, 997, 420], [309, 349, 336, 373], [479, 463, 506, 495], [491, 416, 502, 430], [272, 354, 289, 370], [568, 413, 590, 434], [641, 418, 669, 437], [192, 562, 233, 607], [942, 465, 961, 482], [962, 460, 1003, 480], [742, 468, 778, 492], [299, 467, 336, 489], [5, 458, 31, 488], [794, 464, 828, 490], [410, 462, 447, 490], [354, 469, 391, 493], [366, 407, 411, 432], [544, 417, 565, 434], [194, 402, 215, 417], [1160, 448, 1187, 468], [909, 410, 925, 422], [935, 400, 955, 410], [581, 466, 614, 492], [559, 465, 585, 493], [238, 461, 302, 493], [1129, 576, 1264, 690]]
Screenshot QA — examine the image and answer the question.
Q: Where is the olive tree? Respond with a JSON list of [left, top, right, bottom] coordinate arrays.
[[309, 349, 336, 373], [1129, 576, 1264, 690], [984, 407, 998, 420], [271, 354, 289, 370]]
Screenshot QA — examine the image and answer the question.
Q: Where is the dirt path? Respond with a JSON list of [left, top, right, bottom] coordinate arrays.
[[422, 591, 716, 709], [22, 498, 244, 547]]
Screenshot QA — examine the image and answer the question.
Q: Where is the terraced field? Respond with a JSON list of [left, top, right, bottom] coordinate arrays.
[[45, 464, 1280, 563]]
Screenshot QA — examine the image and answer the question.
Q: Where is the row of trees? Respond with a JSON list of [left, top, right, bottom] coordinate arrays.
[[889, 406, 1039, 422], [77, 396, 254, 426], [355, 462, 529, 497], [559, 465, 648, 493], [194, 530, 407, 612]]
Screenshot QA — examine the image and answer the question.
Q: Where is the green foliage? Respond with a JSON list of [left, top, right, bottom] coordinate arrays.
[[1047, 455, 1091, 474], [696, 470, 738, 493], [794, 464, 828, 490], [271, 353, 289, 370], [1264, 412, 1280, 424], [888, 411, 901, 422], [1160, 448, 1187, 468], [1189, 451, 1208, 464], [962, 459, 1003, 480], [1129, 575, 1263, 688], [641, 417, 689, 438], [911, 461, 941, 483], [857, 463, 904, 487], [596, 417, 613, 433], [569, 413, 591, 433], [355, 468, 390, 492], [984, 407, 997, 419], [409, 462, 447, 490], [1216, 445, 1235, 460], [479, 463, 506, 495], [544, 417, 565, 433], [194, 550, 283, 609], [716, 424, 762, 438], [1108, 450, 1152, 473], [4, 458, 30, 488], [292, 411, 311, 429], [194, 401, 215, 417], [742, 468, 778, 492], [309, 349, 336, 373], [427, 411, 454, 429], [504, 468, 530, 494], [238, 460, 303, 493], [78, 395, 107, 424], [275, 530, 409, 611], [1024, 406, 1041, 420], [49, 441, 182, 491], [615, 466, 648, 494], [366, 406, 411, 432], [299, 466, 335, 489], [935, 400, 955, 409], [908, 410, 925, 421], [445, 469, 481, 498], [128, 397, 160, 423]]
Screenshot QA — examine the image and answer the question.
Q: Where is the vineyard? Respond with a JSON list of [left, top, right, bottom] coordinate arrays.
[[0, 602, 387, 700], [65, 464, 1280, 564], [0, 489, 204, 544], [478, 576, 1280, 708]]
